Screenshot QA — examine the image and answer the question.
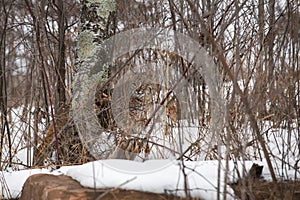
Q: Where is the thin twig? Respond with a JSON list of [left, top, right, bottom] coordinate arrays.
[[186, 0, 277, 182]]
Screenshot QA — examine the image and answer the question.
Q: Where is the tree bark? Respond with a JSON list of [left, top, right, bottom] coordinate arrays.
[[57, 0, 67, 106]]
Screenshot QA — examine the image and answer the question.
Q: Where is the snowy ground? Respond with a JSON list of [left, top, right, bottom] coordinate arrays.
[[0, 159, 239, 199], [1, 107, 299, 199], [1, 158, 293, 199]]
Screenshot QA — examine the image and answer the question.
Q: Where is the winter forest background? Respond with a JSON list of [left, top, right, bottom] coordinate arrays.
[[0, 0, 299, 198]]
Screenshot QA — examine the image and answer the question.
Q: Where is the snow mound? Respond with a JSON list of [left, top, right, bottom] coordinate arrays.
[[66, 159, 248, 199]]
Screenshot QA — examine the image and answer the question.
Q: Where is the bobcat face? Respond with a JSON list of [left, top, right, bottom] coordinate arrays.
[[129, 83, 178, 127]]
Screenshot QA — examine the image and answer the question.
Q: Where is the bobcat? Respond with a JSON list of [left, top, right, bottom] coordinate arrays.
[[108, 83, 178, 160]]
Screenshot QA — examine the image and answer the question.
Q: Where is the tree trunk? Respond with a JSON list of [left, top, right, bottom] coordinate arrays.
[[57, 0, 67, 106], [0, 1, 12, 168], [76, 0, 116, 158]]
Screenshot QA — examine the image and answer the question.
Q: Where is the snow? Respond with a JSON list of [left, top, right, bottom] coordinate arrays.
[[0, 158, 270, 199], [0, 168, 57, 198], [1, 106, 48, 170], [65, 159, 279, 199], [1, 106, 299, 199]]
